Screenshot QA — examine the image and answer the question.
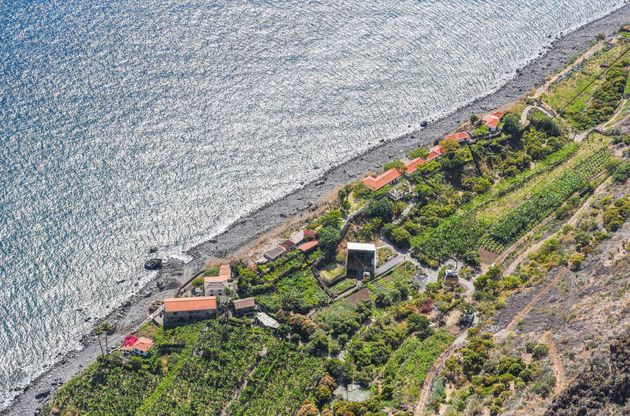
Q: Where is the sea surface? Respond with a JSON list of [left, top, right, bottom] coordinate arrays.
[[0, 0, 624, 408]]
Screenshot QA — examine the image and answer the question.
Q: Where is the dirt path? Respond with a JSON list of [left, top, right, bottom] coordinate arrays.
[[220, 345, 267, 416], [543, 332, 567, 394], [532, 40, 607, 99], [414, 328, 471, 416], [501, 267, 569, 336]]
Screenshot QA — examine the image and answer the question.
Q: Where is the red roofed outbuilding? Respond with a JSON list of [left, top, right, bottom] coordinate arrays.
[[405, 157, 426, 174], [361, 168, 401, 191], [444, 131, 471, 142], [482, 111, 505, 132]]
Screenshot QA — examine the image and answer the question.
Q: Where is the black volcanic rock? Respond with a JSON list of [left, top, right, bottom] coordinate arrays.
[[144, 258, 163, 270]]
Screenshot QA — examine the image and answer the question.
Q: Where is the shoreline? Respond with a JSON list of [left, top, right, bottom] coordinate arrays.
[[5, 4, 630, 415]]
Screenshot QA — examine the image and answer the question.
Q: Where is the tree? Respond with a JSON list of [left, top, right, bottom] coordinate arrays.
[[407, 314, 433, 339], [407, 147, 429, 159], [502, 113, 523, 136], [389, 226, 411, 248], [383, 160, 406, 172], [318, 226, 341, 258], [439, 137, 460, 154], [364, 198, 394, 221], [470, 114, 480, 124], [296, 400, 319, 416], [305, 329, 331, 356], [94, 321, 113, 355], [320, 210, 343, 229]]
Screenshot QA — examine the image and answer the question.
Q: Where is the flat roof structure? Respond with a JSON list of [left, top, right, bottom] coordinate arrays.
[[256, 312, 280, 329], [347, 242, 376, 252], [263, 245, 286, 261]]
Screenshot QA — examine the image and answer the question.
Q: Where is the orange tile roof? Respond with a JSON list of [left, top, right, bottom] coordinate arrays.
[[298, 240, 318, 252], [203, 264, 231, 283], [204, 275, 230, 283], [164, 296, 217, 313], [405, 157, 426, 174], [122, 337, 154, 353], [482, 111, 505, 129], [426, 151, 440, 160], [444, 131, 470, 142], [361, 168, 402, 191], [430, 145, 445, 155], [219, 264, 231, 279]]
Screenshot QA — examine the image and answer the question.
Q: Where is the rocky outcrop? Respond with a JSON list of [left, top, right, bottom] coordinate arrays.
[[143, 258, 162, 270], [545, 329, 630, 416]]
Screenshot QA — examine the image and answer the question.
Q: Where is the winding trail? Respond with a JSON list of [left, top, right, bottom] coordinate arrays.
[[499, 267, 569, 338], [543, 332, 567, 394], [414, 328, 471, 416]]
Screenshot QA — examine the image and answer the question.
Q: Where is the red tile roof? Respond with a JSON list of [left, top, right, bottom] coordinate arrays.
[[430, 145, 445, 156], [482, 111, 505, 129], [219, 264, 231, 279], [405, 157, 426, 174], [122, 337, 154, 353], [444, 131, 470, 142], [204, 275, 230, 283], [361, 168, 402, 191], [426, 151, 440, 160], [298, 240, 319, 252], [204, 264, 231, 283], [164, 296, 217, 313]]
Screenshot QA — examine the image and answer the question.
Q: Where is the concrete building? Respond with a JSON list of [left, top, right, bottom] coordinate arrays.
[[163, 296, 217, 327], [263, 245, 286, 261], [346, 242, 376, 278]]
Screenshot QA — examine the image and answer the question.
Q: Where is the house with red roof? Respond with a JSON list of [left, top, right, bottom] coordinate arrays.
[[163, 296, 218, 327], [444, 131, 471, 143], [361, 168, 401, 191], [122, 336, 154, 357], [482, 111, 505, 132], [427, 145, 445, 160], [404, 157, 426, 174], [203, 264, 233, 297], [297, 240, 318, 253]]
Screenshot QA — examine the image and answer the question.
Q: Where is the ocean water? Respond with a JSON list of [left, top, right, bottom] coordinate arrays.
[[0, 0, 624, 408]]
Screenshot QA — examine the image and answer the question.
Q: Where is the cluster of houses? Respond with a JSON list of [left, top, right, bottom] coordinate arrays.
[[155, 262, 281, 331], [362, 111, 505, 192], [259, 229, 319, 263], [121, 113, 494, 358]]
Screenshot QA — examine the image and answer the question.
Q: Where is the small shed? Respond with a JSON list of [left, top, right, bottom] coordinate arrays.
[[263, 245, 286, 261], [233, 297, 256, 315], [444, 269, 459, 286]]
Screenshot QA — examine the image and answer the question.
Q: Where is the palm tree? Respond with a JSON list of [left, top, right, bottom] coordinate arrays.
[[94, 321, 114, 355], [94, 324, 104, 355]]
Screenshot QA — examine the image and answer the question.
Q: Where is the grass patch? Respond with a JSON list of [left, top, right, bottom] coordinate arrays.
[[256, 269, 328, 313], [330, 278, 357, 296]]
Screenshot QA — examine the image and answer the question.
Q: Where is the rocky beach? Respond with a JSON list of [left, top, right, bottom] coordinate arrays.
[[4, 3, 630, 415]]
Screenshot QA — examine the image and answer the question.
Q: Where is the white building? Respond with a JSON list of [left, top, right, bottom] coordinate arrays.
[[346, 242, 376, 278]]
